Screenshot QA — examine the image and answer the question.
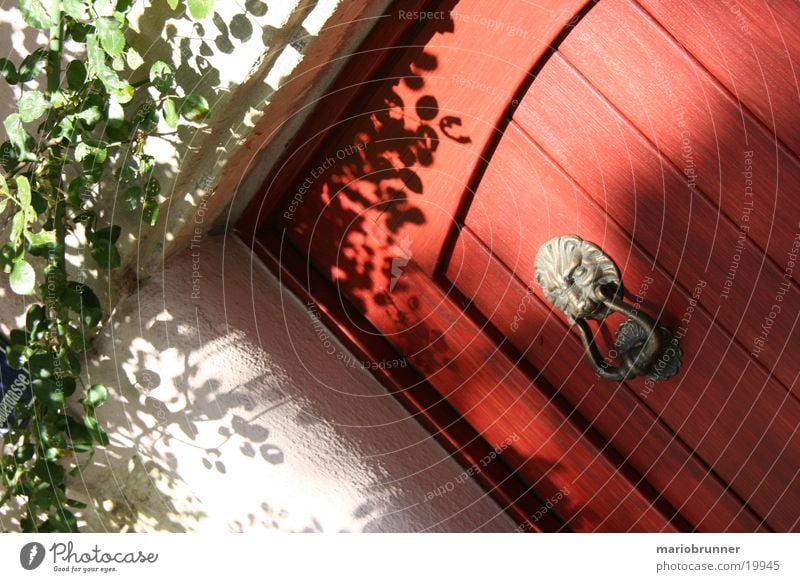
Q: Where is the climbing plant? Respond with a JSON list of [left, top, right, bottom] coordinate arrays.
[[0, 0, 214, 531]]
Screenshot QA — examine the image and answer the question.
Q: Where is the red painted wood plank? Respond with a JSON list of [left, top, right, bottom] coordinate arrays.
[[447, 129, 765, 531], [635, 0, 800, 156], [513, 51, 800, 395], [460, 119, 800, 530]]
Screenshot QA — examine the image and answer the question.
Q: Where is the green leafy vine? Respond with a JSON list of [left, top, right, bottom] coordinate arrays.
[[0, 0, 214, 532]]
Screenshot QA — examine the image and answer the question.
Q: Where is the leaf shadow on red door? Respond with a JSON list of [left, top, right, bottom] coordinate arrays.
[[280, 4, 467, 375]]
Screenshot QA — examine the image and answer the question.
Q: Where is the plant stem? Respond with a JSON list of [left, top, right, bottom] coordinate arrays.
[[45, 1, 67, 322], [46, 1, 63, 96]]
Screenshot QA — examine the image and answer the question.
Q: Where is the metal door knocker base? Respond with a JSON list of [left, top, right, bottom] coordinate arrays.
[[534, 235, 681, 382]]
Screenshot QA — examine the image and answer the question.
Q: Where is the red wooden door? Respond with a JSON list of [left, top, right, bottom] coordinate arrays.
[[242, 0, 800, 531]]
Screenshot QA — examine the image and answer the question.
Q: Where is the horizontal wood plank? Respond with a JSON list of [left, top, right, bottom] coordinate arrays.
[[635, 0, 800, 156]]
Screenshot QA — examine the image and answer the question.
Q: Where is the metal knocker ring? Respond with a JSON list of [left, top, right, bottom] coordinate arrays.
[[534, 235, 681, 382]]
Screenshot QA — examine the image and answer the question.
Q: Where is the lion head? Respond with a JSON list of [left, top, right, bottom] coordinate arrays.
[[534, 235, 621, 323]]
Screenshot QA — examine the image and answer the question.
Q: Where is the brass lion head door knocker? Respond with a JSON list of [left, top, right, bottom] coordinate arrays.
[[534, 235, 681, 382]]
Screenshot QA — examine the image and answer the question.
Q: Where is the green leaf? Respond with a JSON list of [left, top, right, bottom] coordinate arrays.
[[115, 165, 136, 184], [187, 0, 213, 20], [145, 176, 161, 199], [75, 143, 108, 170], [75, 95, 104, 128], [142, 197, 160, 226], [180, 94, 210, 121], [66, 19, 91, 42], [18, 90, 48, 122], [148, 61, 174, 93], [66, 60, 87, 90], [65, 430, 93, 452], [63, 324, 87, 353], [122, 185, 141, 211], [49, 90, 68, 108], [86, 34, 121, 92], [32, 458, 65, 483], [112, 82, 135, 104], [49, 509, 78, 533], [26, 304, 46, 337], [10, 259, 35, 295], [84, 415, 110, 446], [74, 142, 91, 162], [63, 0, 89, 20], [4, 113, 29, 155], [67, 177, 89, 209], [166, 0, 180, 9], [4, 343, 30, 368], [162, 97, 178, 128], [88, 225, 121, 269], [96, 17, 125, 58], [14, 443, 35, 463], [32, 378, 66, 411], [125, 47, 144, 70], [19, 0, 54, 29], [18, 49, 47, 83], [138, 154, 155, 175], [26, 229, 57, 252], [10, 210, 26, 245], [105, 118, 132, 142], [94, 0, 115, 17], [108, 95, 125, 121], [0, 173, 8, 196], [61, 281, 102, 327], [8, 328, 26, 347], [28, 351, 54, 379], [83, 384, 108, 408], [133, 100, 158, 132], [15, 176, 31, 208], [0, 58, 18, 84]]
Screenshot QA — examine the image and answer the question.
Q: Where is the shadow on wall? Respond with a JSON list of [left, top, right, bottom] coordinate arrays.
[[64, 303, 290, 532], [278, 0, 463, 375], [23, 236, 423, 533]]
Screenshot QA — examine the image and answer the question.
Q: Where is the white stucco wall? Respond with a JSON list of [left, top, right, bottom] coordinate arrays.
[[60, 235, 513, 532]]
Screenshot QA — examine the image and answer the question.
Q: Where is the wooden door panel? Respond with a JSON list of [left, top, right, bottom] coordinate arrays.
[[447, 125, 766, 531], [556, 0, 800, 281], [448, 227, 764, 531], [457, 120, 800, 531], [636, 0, 800, 156], [513, 52, 800, 393]]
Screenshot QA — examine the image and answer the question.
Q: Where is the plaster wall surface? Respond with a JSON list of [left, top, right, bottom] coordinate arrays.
[[63, 235, 515, 532]]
